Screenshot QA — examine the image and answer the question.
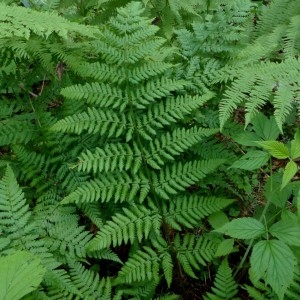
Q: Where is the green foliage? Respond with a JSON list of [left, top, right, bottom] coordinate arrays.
[[1, 0, 300, 298], [204, 259, 239, 300], [0, 251, 45, 300]]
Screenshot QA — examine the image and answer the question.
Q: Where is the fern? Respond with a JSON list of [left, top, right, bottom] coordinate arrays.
[[204, 259, 239, 300], [163, 196, 234, 230], [88, 205, 161, 250], [215, 0, 300, 130], [115, 246, 160, 284], [50, 2, 230, 296], [174, 234, 218, 279]]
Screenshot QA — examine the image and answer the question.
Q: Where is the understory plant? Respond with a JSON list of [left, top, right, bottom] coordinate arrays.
[[0, 0, 300, 299]]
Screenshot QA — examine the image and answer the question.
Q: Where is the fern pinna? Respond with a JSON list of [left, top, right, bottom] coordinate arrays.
[[51, 2, 233, 296]]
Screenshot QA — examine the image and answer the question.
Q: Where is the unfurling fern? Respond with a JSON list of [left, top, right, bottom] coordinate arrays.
[[51, 1, 232, 294]]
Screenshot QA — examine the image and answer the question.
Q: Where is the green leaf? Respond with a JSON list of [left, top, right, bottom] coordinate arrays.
[[251, 113, 281, 141], [291, 130, 300, 159], [208, 211, 229, 230], [215, 218, 265, 239], [0, 251, 45, 300], [256, 141, 289, 159], [250, 240, 297, 299], [269, 220, 300, 246], [231, 131, 261, 147], [281, 160, 298, 189], [215, 239, 235, 257], [264, 172, 293, 208], [230, 150, 269, 170]]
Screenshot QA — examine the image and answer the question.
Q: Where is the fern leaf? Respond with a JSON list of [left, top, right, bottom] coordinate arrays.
[[0, 3, 99, 39], [88, 205, 161, 250], [0, 165, 31, 236], [153, 159, 224, 200], [204, 259, 239, 300], [129, 78, 187, 108], [174, 234, 217, 279], [137, 93, 214, 140], [0, 115, 36, 146], [163, 196, 234, 230], [61, 173, 150, 204], [68, 260, 112, 300], [60, 82, 124, 109], [144, 127, 218, 169], [51, 107, 127, 136], [115, 246, 160, 284], [46, 223, 92, 258], [77, 142, 142, 174], [161, 251, 173, 288]]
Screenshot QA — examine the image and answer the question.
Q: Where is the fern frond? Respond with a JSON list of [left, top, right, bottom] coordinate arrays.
[[46, 223, 92, 258], [153, 159, 224, 200], [77, 142, 142, 174], [87, 248, 122, 264], [43, 268, 82, 298], [61, 172, 150, 204], [163, 196, 234, 230], [174, 234, 217, 279], [204, 259, 239, 300], [88, 205, 161, 250], [0, 3, 99, 39], [0, 114, 36, 146], [136, 93, 215, 140], [144, 127, 218, 169], [129, 78, 187, 108], [67, 260, 112, 300], [77, 202, 103, 228], [50, 107, 127, 136], [115, 246, 160, 284], [60, 82, 124, 109], [0, 165, 31, 236]]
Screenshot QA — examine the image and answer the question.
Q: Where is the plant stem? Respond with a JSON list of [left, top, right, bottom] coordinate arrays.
[[233, 159, 273, 278]]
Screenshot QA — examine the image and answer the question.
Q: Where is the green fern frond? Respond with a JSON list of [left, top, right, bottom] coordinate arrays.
[[51, 107, 128, 136], [163, 196, 234, 230], [0, 114, 36, 146], [114, 278, 159, 300], [61, 172, 150, 204], [67, 260, 112, 300], [115, 246, 160, 284], [0, 165, 32, 236], [88, 205, 161, 250], [160, 251, 174, 288], [0, 3, 99, 39], [46, 223, 92, 258], [87, 248, 123, 264], [174, 234, 217, 279], [77, 202, 103, 228], [76, 142, 142, 174], [153, 159, 225, 200], [136, 92, 214, 140], [43, 268, 82, 297], [218, 58, 300, 130], [60, 82, 124, 109], [204, 259, 239, 300], [129, 78, 187, 108], [144, 127, 218, 169]]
